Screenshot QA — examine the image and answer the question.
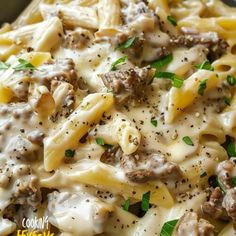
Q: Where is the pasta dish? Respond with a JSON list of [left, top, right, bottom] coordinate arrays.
[[0, 0, 236, 235]]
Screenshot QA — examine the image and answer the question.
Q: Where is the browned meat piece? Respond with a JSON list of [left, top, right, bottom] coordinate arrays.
[[198, 218, 215, 236], [170, 32, 228, 60], [63, 29, 93, 49], [13, 80, 30, 101], [32, 58, 78, 87], [217, 159, 236, 189], [121, 150, 183, 183], [13, 175, 41, 206], [0, 163, 41, 207], [175, 212, 215, 236], [100, 146, 123, 165], [202, 187, 229, 221], [100, 67, 155, 103], [222, 188, 236, 223]]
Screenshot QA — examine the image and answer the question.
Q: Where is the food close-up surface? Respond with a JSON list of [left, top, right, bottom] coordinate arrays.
[[0, 0, 236, 235]]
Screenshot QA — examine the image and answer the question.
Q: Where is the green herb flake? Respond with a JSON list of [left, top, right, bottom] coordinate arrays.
[[167, 15, 177, 26], [224, 97, 231, 106], [232, 177, 236, 186], [0, 61, 10, 70], [200, 171, 207, 178], [182, 136, 194, 146], [65, 149, 75, 157], [110, 56, 128, 71], [226, 142, 236, 157], [141, 191, 150, 212], [122, 198, 130, 211], [96, 137, 105, 146], [106, 89, 113, 93], [151, 54, 173, 69], [217, 176, 226, 193], [151, 119, 158, 127], [96, 137, 113, 149], [116, 37, 136, 50], [160, 219, 179, 236], [155, 71, 175, 79], [172, 76, 184, 88], [198, 79, 208, 96], [155, 71, 184, 88], [195, 60, 214, 71], [227, 75, 236, 86], [14, 58, 36, 71]]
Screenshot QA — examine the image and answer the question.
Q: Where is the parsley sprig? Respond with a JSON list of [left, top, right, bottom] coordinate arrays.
[[151, 54, 173, 69], [227, 75, 236, 86], [154, 71, 184, 88], [110, 56, 128, 71], [96, 137, 113, 149], [160, 219, 179, 236], [182, 136, 194, 146], [141, 191, 151, 212], [195, 60, 214, 71], [227, 142, 236, 157], [151, 119, 158, 127], [116, 37, 136, 50], [122, 198, 130, 211], [167, 16, 177, 26], [198, 79, 208, 96], [13, 58, 36, 71]]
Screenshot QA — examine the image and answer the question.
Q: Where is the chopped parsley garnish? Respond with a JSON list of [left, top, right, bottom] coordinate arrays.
[[110, 56, 128, 71], [0, 61, 10, 70], [226, 142, 236, 157], [141, 191, 150, 212], [96, 137, 105, 146], [116, 37, 136, 50], [13, 58, 36, 71], [151, 54, 173, 69], [217, 176, 226, 193], [227, 75, 236, 86], [208, 175, 226, 193], [122, 198, 130, 211], [155, 71, 184, 88], [167, 15, 177, 26], [195, 60, 214, 71], [160, 219, 179, 236], [182, 136, 194, 146], [151, 119, 158, 127], [232, 177, 236, 186], [95, 137, 112, 149], [200, 171, 207, 178], [65, 149, 75, 157], [224, 96, 231, 106], [198, 79, 208, 96]]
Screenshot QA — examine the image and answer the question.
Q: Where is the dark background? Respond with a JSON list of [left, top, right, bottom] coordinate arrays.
[[0, 0, 31, 24], [0, 0, 235, 25]]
